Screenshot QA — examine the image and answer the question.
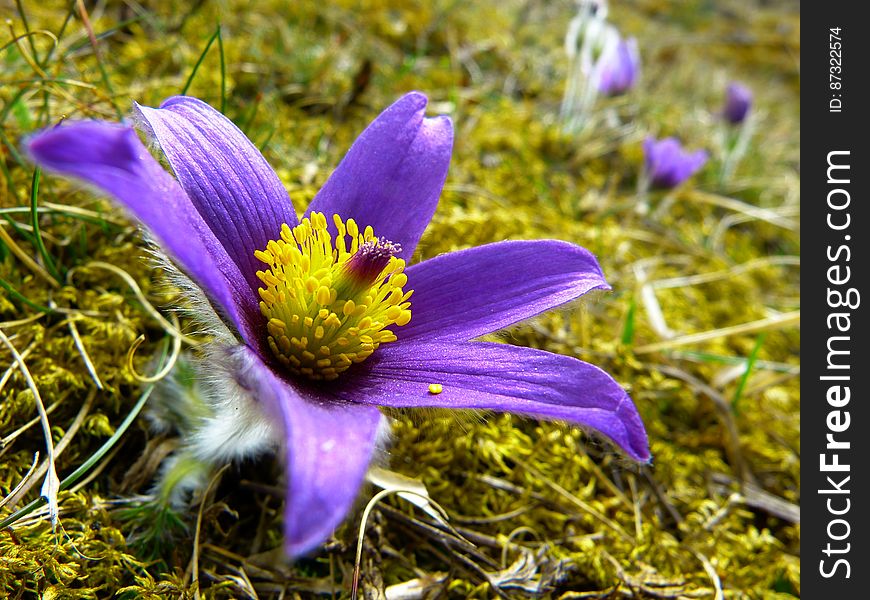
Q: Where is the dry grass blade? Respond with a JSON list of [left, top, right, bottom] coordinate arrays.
[[710, 473, 800, 523], [125, 316, 183, 383], [0, 453, 40, 511], [0, 221, 60, 288], [0, 388, 96, 512], [42, 201, 129, 225], [352, 488, 456, 600], [0, 338, 37, 397], [0, 313, 46, 329], [366, 466, 450, 527], [691, 550, 724, 600], [686, 190, 798, 230], [649, 256, 801, 290], [66, 316, 104, 389], [69, 261, 199, 345], [384, 572, 448, 600], [634, 310, 800, 354], [655, 364, 750, 484], [189, 464, 231, 600], [0, 328, 60, 529], [514, 459, 635, 544], [0, 398, 62, 453], [4, 21, 49, 78]]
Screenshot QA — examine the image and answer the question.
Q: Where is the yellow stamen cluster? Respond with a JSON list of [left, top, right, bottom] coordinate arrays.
[[254, 212, 412, 381]]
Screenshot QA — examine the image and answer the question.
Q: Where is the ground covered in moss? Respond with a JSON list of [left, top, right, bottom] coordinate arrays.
[[1, 1, 799, 597]]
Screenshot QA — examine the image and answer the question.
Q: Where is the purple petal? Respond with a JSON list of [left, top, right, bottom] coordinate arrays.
[[341, 342, 650, 462], [399, 240, 610, 343], [134, 96, 298, 293], [596, 37, 640, 96], [723, 81, 752, 124], [232, 346, 383, 557], [26, 121, 262, 346], [305, 92, 453, 260], [643, 136, 707, 189]]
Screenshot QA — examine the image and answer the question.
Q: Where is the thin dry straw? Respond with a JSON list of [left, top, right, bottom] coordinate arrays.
[[0, 340, 170, 530], [75, 0, 124, 120], [351, 488, 453, 600], [0, 327, 60, 529], [633, 311, 799, 355]]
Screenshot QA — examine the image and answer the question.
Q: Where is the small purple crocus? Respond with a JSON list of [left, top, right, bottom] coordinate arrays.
[[27, 93, 649, 557], [593, 36, 640, 96], [643, 136, 708, 189], [722, 81, 752, 125]]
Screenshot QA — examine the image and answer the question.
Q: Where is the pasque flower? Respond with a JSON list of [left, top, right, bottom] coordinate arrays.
[[643, 135, 708, 189], [592, 35, 640, 96], [722, 81, 752, 125], [28, 92, 649, 556]]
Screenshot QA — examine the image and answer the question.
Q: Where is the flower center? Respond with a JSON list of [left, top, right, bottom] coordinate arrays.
[[254, 212, 412, 381]]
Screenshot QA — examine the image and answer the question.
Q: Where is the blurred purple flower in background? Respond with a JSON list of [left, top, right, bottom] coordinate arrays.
[[643, 136, 708, 189], [722, 81, 753, 125], [28, 92, 649, 557], [594, 35, 640, 96]]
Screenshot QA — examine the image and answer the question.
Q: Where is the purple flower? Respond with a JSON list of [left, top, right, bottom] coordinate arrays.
[[593, 36, 640, 96], [27, 93, 649, 557], [643, 136, 708, 189], [722, 81, 752, 125]]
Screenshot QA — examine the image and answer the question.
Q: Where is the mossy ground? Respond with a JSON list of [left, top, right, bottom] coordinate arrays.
[[1, 0, 799, 598]]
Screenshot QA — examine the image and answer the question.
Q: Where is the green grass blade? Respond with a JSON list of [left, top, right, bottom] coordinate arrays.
[[180, 24, 223, 101], [14, 0, 40, 64], [731, 332, 767, 413], [29, 167, 62, 282], [621, 296, 637, 346], [217, 24, 226, 113], [0, 276, 54, 313]]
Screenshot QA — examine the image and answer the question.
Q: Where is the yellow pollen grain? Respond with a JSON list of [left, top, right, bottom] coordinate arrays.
[[428, 383, 443, 395]]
